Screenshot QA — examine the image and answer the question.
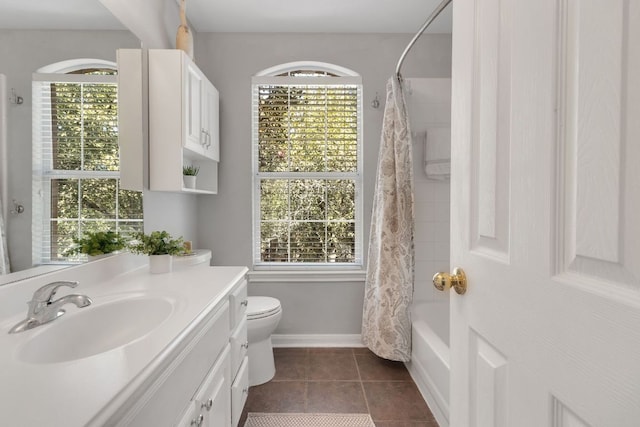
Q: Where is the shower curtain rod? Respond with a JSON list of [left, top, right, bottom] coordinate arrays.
[[395, 0, 453, 79]]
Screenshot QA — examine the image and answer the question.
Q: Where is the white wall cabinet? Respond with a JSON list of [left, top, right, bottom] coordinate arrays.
[[148, 49, 219, 194]]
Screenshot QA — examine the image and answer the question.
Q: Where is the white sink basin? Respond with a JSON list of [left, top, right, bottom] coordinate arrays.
[[18, 296, 173, 364]]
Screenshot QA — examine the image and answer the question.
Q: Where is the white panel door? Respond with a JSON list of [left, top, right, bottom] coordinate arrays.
[[448, 0, 640, 426]]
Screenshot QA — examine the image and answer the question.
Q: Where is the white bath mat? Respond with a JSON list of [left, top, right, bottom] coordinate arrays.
[[244, 412, 376, 427]]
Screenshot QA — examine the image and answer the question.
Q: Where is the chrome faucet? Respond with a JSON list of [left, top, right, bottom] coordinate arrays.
[[9, 281, 92, 334]]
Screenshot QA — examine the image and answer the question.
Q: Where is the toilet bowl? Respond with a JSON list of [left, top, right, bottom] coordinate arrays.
[[246, 296, 282, 386]]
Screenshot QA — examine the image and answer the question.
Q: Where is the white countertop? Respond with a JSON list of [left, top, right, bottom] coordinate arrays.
[[0, 260, 247, 427]]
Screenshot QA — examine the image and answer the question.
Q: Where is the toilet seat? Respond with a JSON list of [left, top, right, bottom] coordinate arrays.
[[247, 296, 281, 320]]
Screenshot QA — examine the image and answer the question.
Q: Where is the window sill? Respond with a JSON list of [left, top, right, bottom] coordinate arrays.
[[248, 268, 366, 283]]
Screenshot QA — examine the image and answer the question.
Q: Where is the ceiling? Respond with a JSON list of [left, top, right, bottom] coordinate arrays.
[[187, 0, 452, 33], [0, 1, 124, 30], [0, 0, 452, 34]]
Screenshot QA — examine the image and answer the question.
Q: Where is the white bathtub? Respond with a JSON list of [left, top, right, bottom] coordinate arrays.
[[407, 301, 450, 427]]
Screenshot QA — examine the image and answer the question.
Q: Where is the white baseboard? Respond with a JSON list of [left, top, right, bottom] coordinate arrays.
[[405, 359, 449, 427], [272, 334, 364, 348]]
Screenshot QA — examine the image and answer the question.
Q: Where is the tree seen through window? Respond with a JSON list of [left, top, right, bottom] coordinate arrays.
[[254, 67, 362, 264]]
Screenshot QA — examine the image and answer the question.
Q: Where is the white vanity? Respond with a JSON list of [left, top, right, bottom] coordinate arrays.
[[0, 254, 248, 426]]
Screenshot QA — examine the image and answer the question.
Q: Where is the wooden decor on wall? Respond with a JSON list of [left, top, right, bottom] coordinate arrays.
[[176, 0, 194, 59]]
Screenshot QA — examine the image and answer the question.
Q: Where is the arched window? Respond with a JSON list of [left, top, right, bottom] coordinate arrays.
[[252, 62, 363, 266], [32, 60, 143, 264]]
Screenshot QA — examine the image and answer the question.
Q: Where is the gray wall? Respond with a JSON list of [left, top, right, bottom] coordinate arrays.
[[194, 33, 452, 335]]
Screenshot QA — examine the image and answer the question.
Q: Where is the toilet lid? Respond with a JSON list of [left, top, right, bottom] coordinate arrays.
[[247, 296, 281, 320]]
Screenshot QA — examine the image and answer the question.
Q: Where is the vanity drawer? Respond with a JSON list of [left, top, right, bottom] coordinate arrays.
[[231, 356, 249, 427], [228, 279, 248, 330], [230, 317, 248, 378]]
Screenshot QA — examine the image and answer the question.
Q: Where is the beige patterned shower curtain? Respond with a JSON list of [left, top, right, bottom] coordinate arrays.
[[362, 76, 414, 362]]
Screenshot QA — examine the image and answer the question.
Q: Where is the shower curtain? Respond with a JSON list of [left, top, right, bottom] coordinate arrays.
[[362, 76, 415, 362]]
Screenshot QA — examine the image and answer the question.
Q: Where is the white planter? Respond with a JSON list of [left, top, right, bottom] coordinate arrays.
[[183, 175, 197, 189], [149, 254, 173, 274]]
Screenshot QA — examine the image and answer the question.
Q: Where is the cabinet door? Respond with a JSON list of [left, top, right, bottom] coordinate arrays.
[[195, 346, 231, 427], [201, 80, 220, 162], [184, 61, 204, 154], [231, 357, 249, 427], [204, 372, 229, 427]]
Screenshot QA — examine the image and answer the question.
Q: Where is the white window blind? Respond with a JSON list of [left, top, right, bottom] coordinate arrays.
[[32, 70, 143, 264], [252, 68, 363, 266]]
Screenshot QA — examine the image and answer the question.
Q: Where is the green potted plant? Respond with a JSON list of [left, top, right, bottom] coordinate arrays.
[[65, 231, 127, 260], [182, 165, 200, 189], [129, 230, 184, 273]]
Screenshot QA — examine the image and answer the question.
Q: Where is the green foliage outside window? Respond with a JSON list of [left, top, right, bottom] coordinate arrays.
[[51, 82, 119, 171]]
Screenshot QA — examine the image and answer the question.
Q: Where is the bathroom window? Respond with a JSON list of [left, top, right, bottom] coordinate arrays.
[[252, 62, 363, 266], [32, 60, 143, 264]]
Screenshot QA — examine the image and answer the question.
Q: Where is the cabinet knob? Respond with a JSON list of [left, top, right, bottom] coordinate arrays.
[[242, 387, 249, 395], [191, 414, 204, 427], [240, 300, 248, 307], [242, 341, 249, 349], [202, 398, 213, 411]]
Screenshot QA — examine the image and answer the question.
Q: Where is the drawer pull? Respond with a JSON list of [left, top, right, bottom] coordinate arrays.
[[242, 341, 249, 349], [242, 387, 249, 395], [202, 398, 213, 411], [240, 300, 248, 307], [191, 414, 204, 427]]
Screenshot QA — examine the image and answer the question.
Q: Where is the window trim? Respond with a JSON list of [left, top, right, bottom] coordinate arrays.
[[255, 61, 360, 77], [36, 58, 117, 74], [248, 269, 367, 283], [251, 62, 363, 269]]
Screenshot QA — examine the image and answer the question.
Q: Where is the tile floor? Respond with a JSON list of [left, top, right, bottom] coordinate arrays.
[[240, 347, 439, 427]]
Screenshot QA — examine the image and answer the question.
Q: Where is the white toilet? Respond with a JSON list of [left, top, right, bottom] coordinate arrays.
[[246, 296, 282, 386]]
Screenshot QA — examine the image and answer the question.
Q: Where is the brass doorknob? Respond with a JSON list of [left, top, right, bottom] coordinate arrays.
[[433, 267, 467, 295]]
